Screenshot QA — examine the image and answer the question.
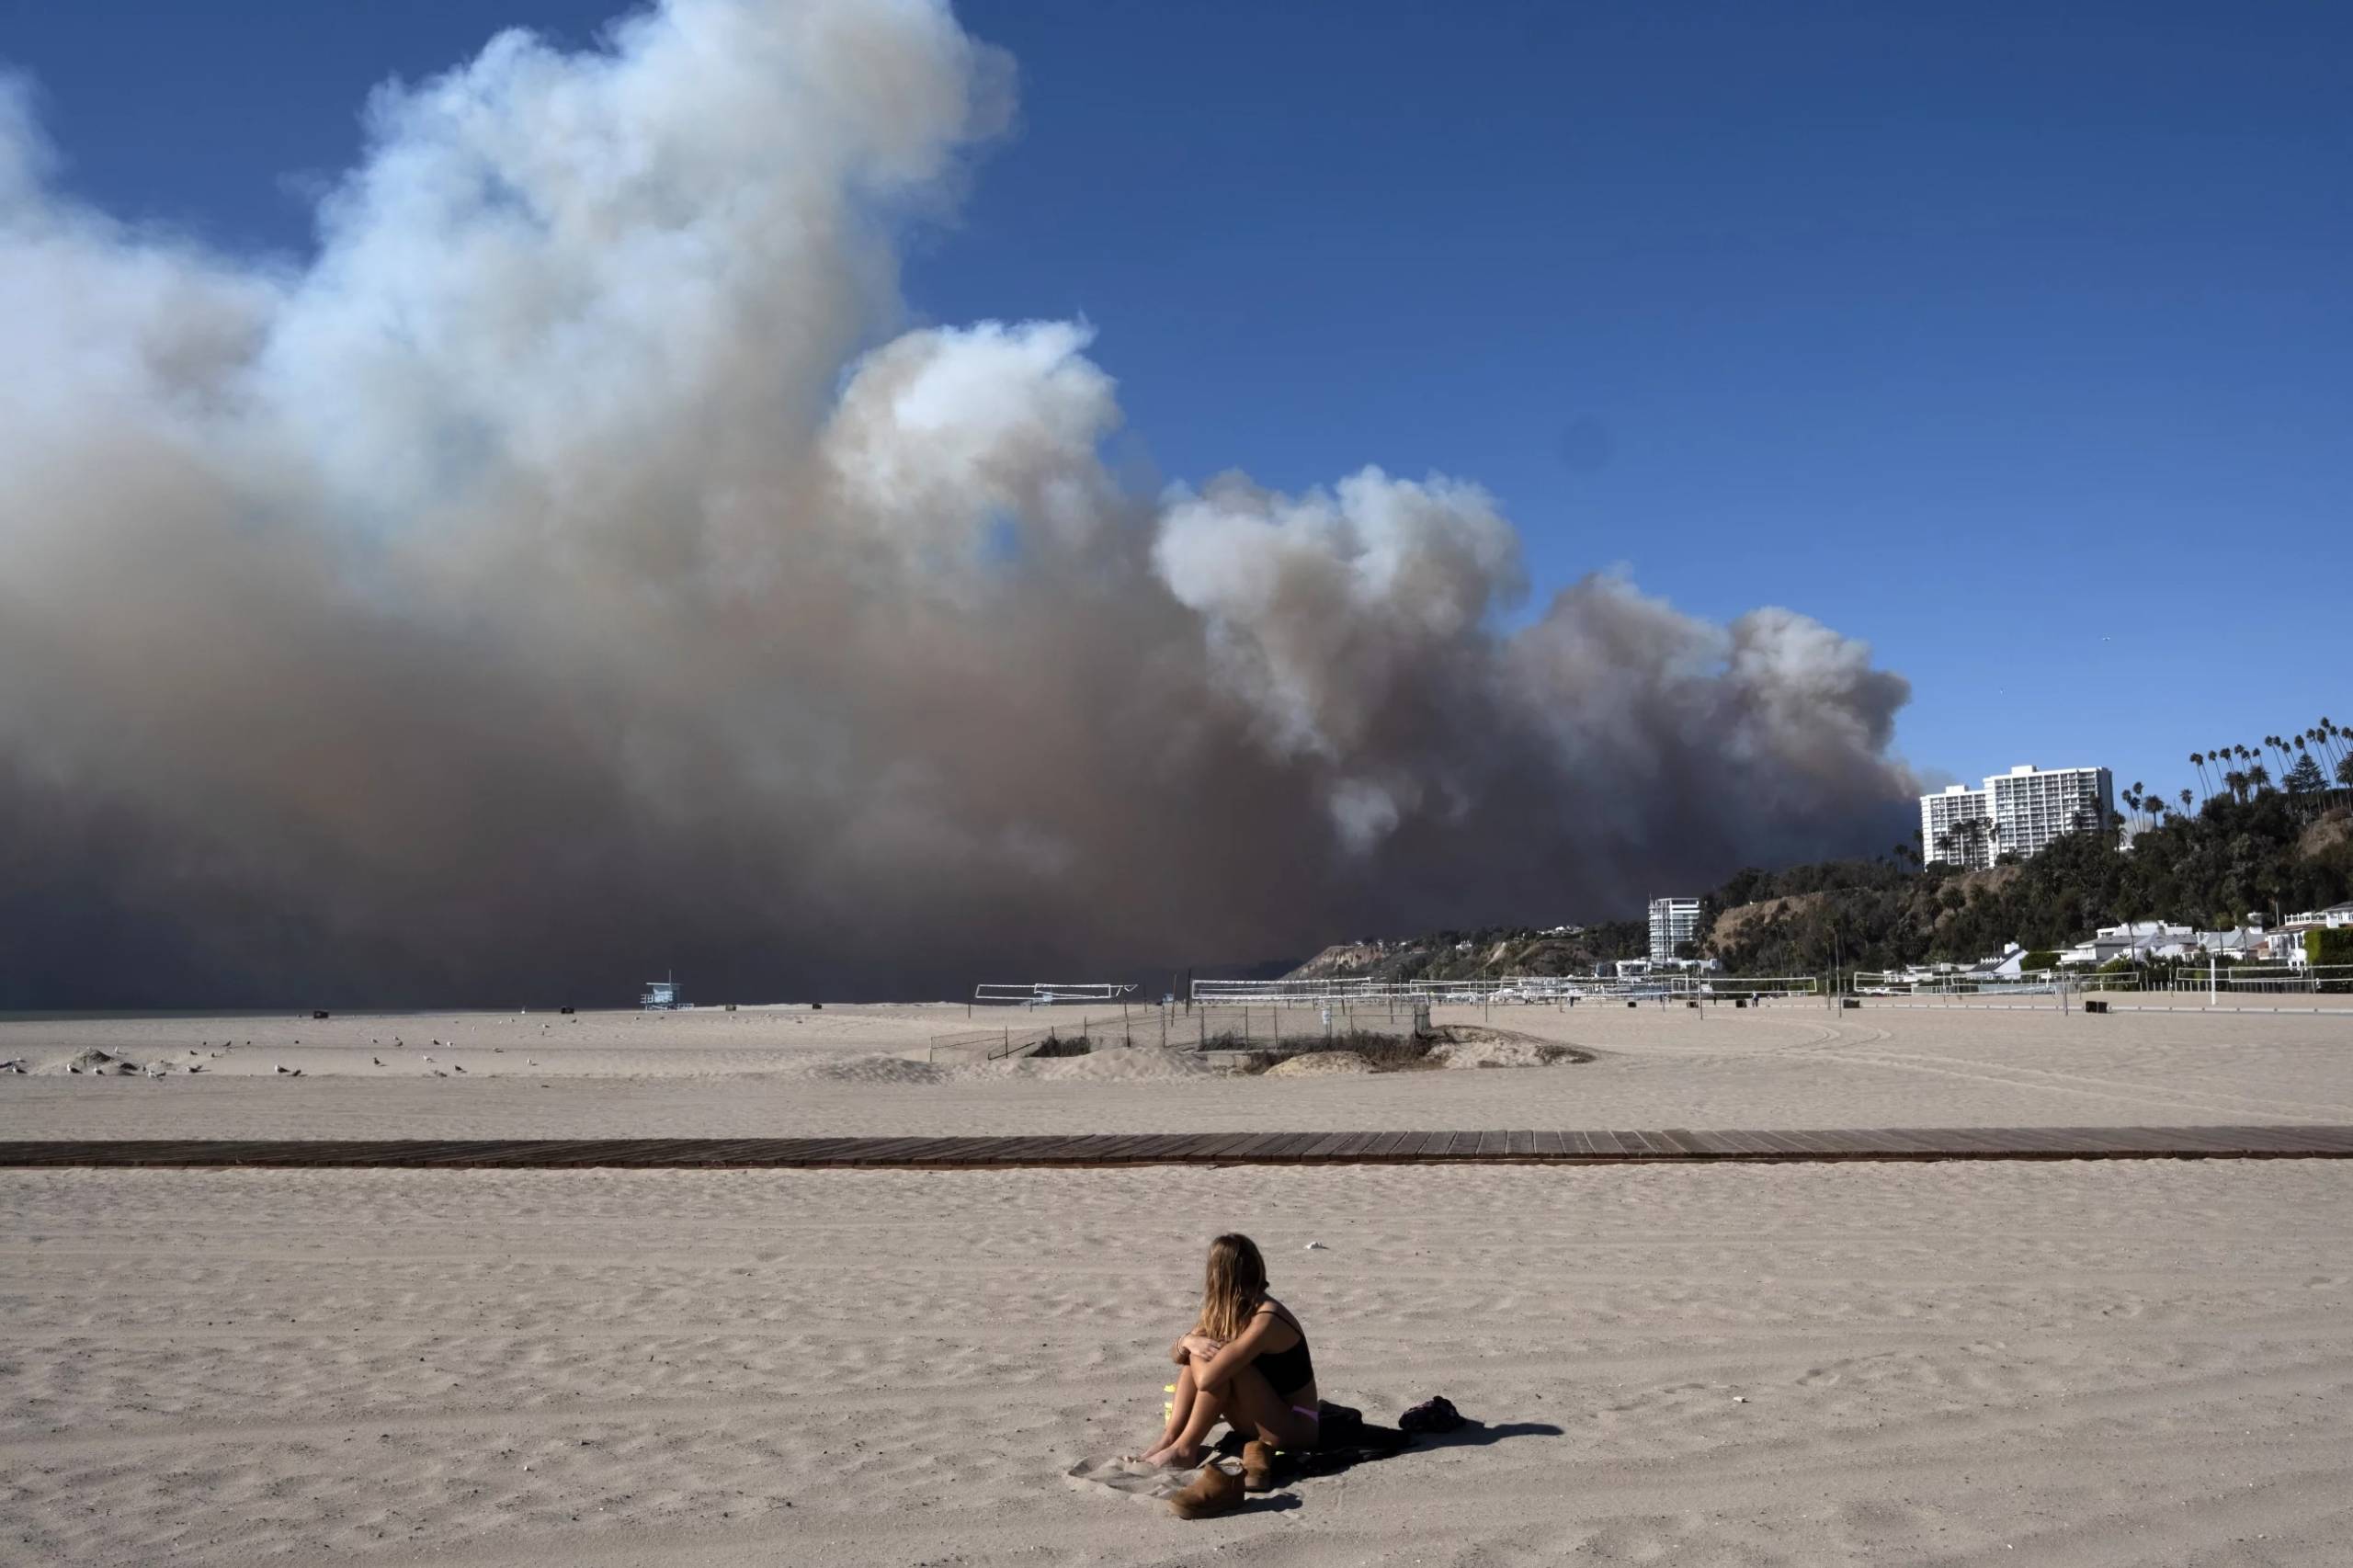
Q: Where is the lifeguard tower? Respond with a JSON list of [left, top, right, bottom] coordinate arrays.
[[640, 974, 678, 1011]]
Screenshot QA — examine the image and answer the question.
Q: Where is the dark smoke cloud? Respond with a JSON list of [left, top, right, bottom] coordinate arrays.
[[0, 1, 1916, 1007]]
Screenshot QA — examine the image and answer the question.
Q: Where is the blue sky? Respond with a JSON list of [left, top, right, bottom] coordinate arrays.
[[6, 0, 2347, 812]]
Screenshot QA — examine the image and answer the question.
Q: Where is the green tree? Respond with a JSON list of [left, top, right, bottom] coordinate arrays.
[[2286, 754, 2326, 794]]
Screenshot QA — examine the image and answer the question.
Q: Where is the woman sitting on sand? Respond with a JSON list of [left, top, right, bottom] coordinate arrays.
[[1141, 1233, 1318, 1474]]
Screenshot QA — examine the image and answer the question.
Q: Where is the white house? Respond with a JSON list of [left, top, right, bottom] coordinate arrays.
[[2059, 920, 2274, 966], [2058, 921, 2195, 966]]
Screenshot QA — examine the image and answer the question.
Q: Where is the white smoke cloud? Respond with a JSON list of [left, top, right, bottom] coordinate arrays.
[[0, 0, 1916, 1005]]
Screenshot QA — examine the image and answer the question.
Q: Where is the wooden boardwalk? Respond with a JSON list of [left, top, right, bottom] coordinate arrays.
[[4, 1125, 2353, 1170]]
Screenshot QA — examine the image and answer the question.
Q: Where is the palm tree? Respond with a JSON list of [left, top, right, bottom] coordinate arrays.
[[2188, 752, 2205, 797], [2223, 768, 2248, 803], [2246, 762, 2272, 795], [2339, 753, 2353, 790], [2179, 787, 2194, 814]]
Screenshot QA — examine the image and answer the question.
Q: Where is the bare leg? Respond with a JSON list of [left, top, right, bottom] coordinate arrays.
[[1213, 1362, 1318, 1450], [1138, 1361, 1201, 1464], [1155, 1363, 1312, 1464]]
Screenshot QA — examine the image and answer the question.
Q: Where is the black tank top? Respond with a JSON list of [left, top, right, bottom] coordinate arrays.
[[1250, 1301, 1314, 1397]]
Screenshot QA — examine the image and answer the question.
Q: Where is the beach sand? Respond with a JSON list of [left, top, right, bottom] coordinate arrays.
[[6, 1003, 2352, 1564], [6, 1001, 2352, 1140]]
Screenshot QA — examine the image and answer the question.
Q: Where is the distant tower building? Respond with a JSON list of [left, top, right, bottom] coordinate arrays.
[[1986, 764, 2113, 860], [1648, 896, 1700, 964], [1920, 784, 1995, 869], [1921, 765, 2113, 869]]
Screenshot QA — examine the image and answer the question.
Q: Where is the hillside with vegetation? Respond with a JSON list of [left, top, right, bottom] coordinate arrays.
[[1701, 792, 2349, 976], [1287, 920, 1651, 986], [1290, 716, 2353, 983]]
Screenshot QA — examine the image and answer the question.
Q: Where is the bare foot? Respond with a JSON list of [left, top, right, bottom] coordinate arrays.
[[1135, 1440, 1202, 1469]]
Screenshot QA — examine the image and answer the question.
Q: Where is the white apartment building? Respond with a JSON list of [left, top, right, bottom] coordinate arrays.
[[1920, 784, 1995, 869], [1921, 764, 2113, 868], [1648, 896, 1700, 964], [1988, 764, 2114, 859]]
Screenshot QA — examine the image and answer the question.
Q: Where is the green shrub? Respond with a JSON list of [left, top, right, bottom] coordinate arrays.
[[2021, 950, 2062, 971], [2310, 926, 2353, 966]]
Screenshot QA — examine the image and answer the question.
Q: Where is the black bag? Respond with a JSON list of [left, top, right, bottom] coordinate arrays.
[[1398, 1395, 1464, 1434]]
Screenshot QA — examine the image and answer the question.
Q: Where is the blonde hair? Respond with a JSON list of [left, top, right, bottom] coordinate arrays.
[[1196, 1233, 1267, 1342]]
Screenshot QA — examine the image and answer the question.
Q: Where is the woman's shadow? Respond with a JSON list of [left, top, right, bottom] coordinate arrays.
[[1415, 1416, 1565, 1449]]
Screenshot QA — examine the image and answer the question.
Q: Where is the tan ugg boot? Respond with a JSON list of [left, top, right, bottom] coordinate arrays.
[[1241, 1439, 1279, 1492], [1167, 1459, 1245, 1519]]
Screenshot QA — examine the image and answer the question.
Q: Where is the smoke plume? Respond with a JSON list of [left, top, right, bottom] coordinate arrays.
[[0, 0, 1916, 1006]]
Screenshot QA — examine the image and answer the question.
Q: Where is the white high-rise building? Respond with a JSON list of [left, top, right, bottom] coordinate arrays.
[[1987, 764, 2113, 860], [1921, 784, 1995, 869], [1648, 896, 1700, 964], [1920, 765, 2113, 869]]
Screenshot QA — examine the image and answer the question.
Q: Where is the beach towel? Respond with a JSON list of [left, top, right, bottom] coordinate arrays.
[[1066, 1401, 1418, 1505], [1209, 1402, 1414, 1482]]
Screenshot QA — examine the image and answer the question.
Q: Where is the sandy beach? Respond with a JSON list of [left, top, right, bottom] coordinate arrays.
[[6, 1004, 2353, 1565], [6, 1000, 2353, 1141]]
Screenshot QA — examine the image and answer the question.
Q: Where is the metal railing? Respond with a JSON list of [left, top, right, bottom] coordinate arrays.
[[929, 1013, 1145, 1062], [2169, 964, 2353, 995], [971, 982, 1138, 1007]]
